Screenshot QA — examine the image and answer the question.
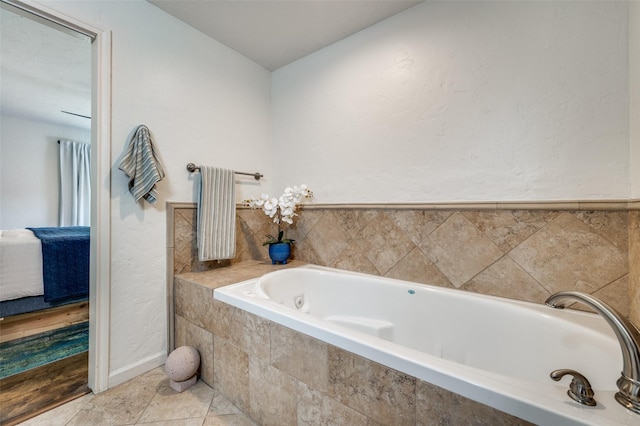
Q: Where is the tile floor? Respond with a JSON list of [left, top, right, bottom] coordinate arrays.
[[19, 367, 256, 426]]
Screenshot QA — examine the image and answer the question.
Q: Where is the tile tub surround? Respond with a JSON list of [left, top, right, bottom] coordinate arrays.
[[174, 261, 305, 386], [174, 263, 533, 425], [168, 202, 634, 320], [169, 202, 636, 424]]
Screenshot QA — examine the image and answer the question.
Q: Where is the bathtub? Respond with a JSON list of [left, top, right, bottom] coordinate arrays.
[[214, 265, 638, 426]]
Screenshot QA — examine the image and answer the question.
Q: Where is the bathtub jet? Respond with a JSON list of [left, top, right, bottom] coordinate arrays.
[[215, 265, 637, 425]]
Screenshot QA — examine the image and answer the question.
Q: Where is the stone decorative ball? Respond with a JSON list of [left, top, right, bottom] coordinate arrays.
[[165, 346, 200, 382]]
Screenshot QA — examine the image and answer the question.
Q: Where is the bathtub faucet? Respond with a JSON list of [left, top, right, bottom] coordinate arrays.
[[546, 291, 640, 415]]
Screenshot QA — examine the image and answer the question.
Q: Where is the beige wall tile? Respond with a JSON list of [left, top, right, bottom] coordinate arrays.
[[210, 299, 233, 340], [226, 310, 271, 360], [593, 275, 630, 318], [237, 208, 274, 240], [172, 203, 635, 426], [462, 210, 560, 252], [248, 357, 300, 426], [270, 323, 329, 393], [182, 320, 214, 386], [416, 380, 533, 425], [174, 208, 197, 274], [213, 337, 250, 413], [420, 213, 503, 288], [390, 209, 453, 245], [175, 277, 215, 331], [574, 210, 629, 253], [331, 209, 379, 239], [174, 314, 187, 348], [360, 212, 416, 275], [303, 211, 352, 265], [173, 314, 211, 382], [386, 247, 453, 288], [290, 238, 325, 266], [332, 238, 380, 274], [509, 213, 628, 295], [236, 211, 271, 262], [235, 218, 261, 262], [297, 386, 379, 426], [328, 346, 416, 425], [171, 204, 631, 313], [286, 209, 325, 241], [464, 256, 550, 303]]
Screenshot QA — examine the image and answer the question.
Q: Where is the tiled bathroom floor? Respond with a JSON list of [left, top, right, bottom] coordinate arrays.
[[18, 367, 256, 426]]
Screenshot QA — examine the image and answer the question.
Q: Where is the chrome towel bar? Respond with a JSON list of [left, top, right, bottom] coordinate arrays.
[[186, 163, 263, 181]]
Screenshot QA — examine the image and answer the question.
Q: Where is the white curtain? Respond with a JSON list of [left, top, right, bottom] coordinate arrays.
[[59, 139, 91, 226]]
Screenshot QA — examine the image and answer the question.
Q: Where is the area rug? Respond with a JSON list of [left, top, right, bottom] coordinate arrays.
[[0, 321, 88, 379]]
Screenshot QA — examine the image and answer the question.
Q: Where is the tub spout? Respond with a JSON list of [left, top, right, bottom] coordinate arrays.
[[545, 291, 640, 414]]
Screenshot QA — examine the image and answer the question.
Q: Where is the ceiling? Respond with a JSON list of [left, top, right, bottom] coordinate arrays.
[[0, 3, 92, 130], [148, 0, 423, 71], [0, 1, 421, 131]]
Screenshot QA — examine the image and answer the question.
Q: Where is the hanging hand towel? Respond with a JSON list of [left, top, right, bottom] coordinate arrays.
[[118, 125, 166, 204], [197, 166, 236, 261]]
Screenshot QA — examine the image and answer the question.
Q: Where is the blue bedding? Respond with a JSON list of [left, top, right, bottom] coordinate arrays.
[[26, 226, 90, 303]]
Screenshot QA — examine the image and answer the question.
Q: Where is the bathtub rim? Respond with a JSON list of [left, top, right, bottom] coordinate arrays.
[[213, 264, 636, 426]]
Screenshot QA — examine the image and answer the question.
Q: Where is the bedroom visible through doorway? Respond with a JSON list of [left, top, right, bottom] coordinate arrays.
[[0, 1, 95, 423]]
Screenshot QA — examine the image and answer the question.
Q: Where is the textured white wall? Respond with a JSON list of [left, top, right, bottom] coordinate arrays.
[[272, 1, 630, 203], [631, 2, 640, 199], [47, 0, 272, 385], [0, 115, 90, 229]]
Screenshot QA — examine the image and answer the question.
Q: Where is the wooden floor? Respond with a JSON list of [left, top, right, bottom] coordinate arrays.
[[0, 352, 89, 425], [0, 301, 89, 344], [0, 302, 90, 425]]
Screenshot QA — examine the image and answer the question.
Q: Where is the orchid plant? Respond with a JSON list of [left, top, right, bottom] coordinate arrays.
[[245, 185, 313, 245]]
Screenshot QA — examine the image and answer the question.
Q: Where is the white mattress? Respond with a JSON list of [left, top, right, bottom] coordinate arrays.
[[0, 229, 44, 302]]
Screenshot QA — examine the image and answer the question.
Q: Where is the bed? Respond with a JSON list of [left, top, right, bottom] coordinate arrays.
[[0, 226, 90, 317]]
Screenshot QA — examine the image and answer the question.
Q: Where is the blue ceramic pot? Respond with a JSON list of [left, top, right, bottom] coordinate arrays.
[[269, 243, 291, 264]]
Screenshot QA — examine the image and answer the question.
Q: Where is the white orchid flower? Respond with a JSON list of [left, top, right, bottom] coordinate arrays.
[[282, 205, 294, 215], [263, 198, 279, 218], [245, 185, 313, 239]]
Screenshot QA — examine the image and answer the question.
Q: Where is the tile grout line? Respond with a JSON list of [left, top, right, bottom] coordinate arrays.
[[62, 393, 94, 426]]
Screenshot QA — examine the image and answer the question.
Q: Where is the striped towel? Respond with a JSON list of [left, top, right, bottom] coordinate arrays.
[[197, 166, 236, 261], [118, 125, 166, 204]]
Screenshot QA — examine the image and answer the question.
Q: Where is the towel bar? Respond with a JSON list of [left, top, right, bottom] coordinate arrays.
[[186, 163, 263, 181]]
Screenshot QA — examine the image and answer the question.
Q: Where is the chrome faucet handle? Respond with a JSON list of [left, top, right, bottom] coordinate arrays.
[[551, 369, 597, 407]]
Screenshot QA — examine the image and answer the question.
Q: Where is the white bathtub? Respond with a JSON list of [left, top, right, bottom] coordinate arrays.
[[214, 265, 639, 426]]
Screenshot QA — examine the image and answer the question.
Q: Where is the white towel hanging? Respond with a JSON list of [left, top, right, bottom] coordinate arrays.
[[197, 166, 236, 261]]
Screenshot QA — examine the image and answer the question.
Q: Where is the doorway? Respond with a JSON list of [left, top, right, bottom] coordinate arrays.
[[0, 0, 110, 422]]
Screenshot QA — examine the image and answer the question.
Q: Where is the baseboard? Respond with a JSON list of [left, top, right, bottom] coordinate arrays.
[[107, 350, 167, 388]]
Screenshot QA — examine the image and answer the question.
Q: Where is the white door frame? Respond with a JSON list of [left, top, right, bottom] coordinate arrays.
[[13, 0, 112, 393], [88, 13, 112, 394]]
